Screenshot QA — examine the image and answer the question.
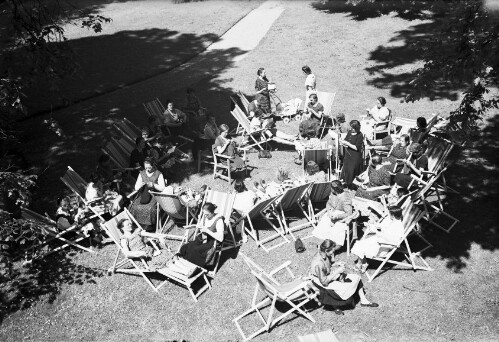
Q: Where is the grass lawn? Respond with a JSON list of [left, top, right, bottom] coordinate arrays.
[[2, 1, 499, 341]]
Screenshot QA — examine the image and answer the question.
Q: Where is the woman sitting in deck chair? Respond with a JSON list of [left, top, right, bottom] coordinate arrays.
[[311, 239, 378, 315], [178, 202, 224, 268]]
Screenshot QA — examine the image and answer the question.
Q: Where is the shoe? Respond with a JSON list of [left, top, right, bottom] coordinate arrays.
[[241, 235, 248, 244], [360, 302, 379, 308], [333, 309, 344, 316]]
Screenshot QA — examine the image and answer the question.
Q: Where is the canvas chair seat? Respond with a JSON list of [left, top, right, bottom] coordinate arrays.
[[315, 91, 336, 139]]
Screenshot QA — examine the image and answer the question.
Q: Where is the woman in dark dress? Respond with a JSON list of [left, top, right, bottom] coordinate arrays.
[[340, 120, 364, 187], [394, 143, 428, 189], [255, 67, 272, 113], [213, 124, 245, 170], [178, 202, 224, 268], [384, 134, 410, 172], [355, 155, 391, 201], [129, 158, 166, 231]]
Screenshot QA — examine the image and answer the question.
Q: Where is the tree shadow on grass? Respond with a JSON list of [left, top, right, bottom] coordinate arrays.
[[421, 114, 499, 271], [311, 0, 464, 101], [0, 252, 104, 324]]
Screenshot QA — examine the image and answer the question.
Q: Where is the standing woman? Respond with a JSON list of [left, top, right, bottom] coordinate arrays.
[[302, 65, 316, 105], [213, 124, 245, 170], [340, 120, 364, 187], [254, 68, 272, 113], [129, 157, 166, 231]]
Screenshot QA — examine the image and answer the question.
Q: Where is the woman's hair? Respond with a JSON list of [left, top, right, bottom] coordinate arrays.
[[143, 157, 156, 170], [400, 134, 410, 145], [396, 187, 409, 198], [234, 179, 247, 193], [416, 117, 427, 129], [276, 167, 290, 183], [206, 113, 215, 123], [219, 124, 229, 133], [350, 120, 361, 133], [320, 239, 337, 252], [202, 202, 217, 214], [135, 136, 145, 146], [57, 196, 70, 207], [377, 97, 387, 106], [408, 143, 424, 155], [257, 67, 265, 76], [309, 93, 318, 101], [371, 155, 383, 166], [117, 218, 130, 232], [98, 154, 110, 164], [302, 65, 311, 74], [388, 205, 403, 220], [330, 180, 344, 194], [141, 128, 149, 136], [305, 161, 320, 175], [165, 99, 173, 106]]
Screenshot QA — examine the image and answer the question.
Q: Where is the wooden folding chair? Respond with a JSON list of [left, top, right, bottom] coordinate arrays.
[[102, 209, 211, 301], [101, 138, 140, 174], [230, 106, 271, 151], [113, 118, 142, 145], [235, 195, 290, 253], [237, 90, 251, 113], [271, 184, 313, 240], [304, 182, 331, 225], [151, 191, 199, 235], [233, 253, 319, 341], [364, 202, 433, 282], [143, 98, 166, 121], [20, 208, 94, 262], [316, 90, 336, 139]]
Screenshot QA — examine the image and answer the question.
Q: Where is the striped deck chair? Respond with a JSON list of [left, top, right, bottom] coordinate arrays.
[[271, 184, 313, 240], [230, 107, 271, 151], [143, 98, 166, 121], [363, 201, 433, 282], [305, 182, 332, 225], [233, 253, 318, 341], [21, 208, 94, 262], [303, 147, 332, 180], [316, 91, 336, 138], [102, 209, 211, 301], [101, 138, 139, 174], [113, 118, 142, 145], [234, 195, 290, 253], [391, 113, 441, 137], [151, 191, 199, 239], [237, 90, 251, 114], [60, 166, 88, 203]]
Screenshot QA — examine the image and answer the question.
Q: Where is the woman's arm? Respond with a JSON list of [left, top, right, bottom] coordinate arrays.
[[121, 239, 147, 258], [134, 173, 145, 191], [202, 218, 224, 242]]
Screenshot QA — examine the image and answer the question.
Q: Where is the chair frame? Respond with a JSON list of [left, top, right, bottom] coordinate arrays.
[[150, 191, 199, 237], [302, 146, 333, 180], [364, 202, 433, 282], [233, 253, 318, 341], [315, 90, 336, 139], [102, 209, 211, 301], [230, 105, 272, 151]]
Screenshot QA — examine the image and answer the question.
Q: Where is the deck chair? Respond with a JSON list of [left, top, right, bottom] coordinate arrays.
[[363, 202, 433, 282], [20, 208, 94, 261], [60, 166, 90, 203], [271, 184, 313, 240], [151, 191, 199, 236], [316, 91, 336, 138], [230, 106, 271, 151], [304, 182, 331, 224], [303, 146, 332, 180], [212, 144, 249, 183], [113, 118, 142, 144], [391, 113, 441, 137], [182, 189, 237, 277], [237, 90, 251, 113], [235, 195, 290, 253], [102, 209, 211, 301], [233, 253, 318, 341], [101, 138, 140, 175], [409, 167, 459, 233], [143, 97, 166, 121]]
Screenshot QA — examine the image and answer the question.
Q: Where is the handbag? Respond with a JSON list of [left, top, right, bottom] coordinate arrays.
[[295, 238, 306, 253]]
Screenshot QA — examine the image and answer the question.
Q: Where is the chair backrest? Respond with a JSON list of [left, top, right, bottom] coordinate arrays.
[[102, 139, 130, 170], [309, 182, 331, 203], [151, 192, 186, 221], [143, 98, 165, 119], [304, 148, 330, 172], [60, 166, 88, 201], [101, 208, 141, 245], [246, 195, 280, 220], [201, 189, 236, 224], [279, 184, 312, 211], [21, 207, 57, 226], [237, 90, 251, 111], [113, 136, 135, 155], [425, 137, 453, 173], [400, 202, 424, 238], [114, 118, 142, 143], [230, 109, 252, 133], [316, 91, 336, 117]]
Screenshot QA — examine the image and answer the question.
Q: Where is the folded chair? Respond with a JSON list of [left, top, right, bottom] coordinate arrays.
[[235, 195, 290, 253], [303, 146, 333, 180], [363, 201, 433, 282], [316, 91, 336, 138], [271, 184, 313, 240], [21, 208, 94, 261], [233, 253, 319, 341], [102, 209, 211, 301]]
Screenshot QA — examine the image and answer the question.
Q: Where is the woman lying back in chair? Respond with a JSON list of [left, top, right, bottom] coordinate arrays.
[[178, 202, 225, 268], [310, 239, 378, 316]]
